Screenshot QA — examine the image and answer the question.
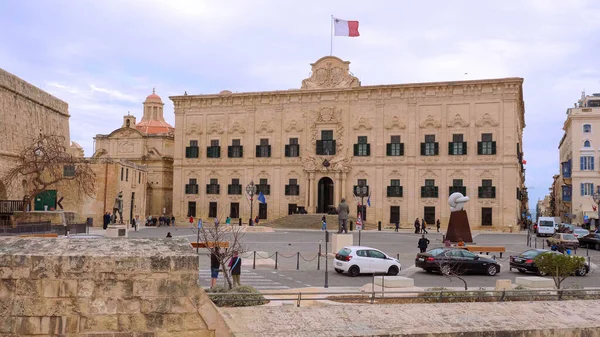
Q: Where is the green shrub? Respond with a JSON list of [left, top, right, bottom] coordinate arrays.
[[207, 285, 268, 307], [534, 253, 586, 289]]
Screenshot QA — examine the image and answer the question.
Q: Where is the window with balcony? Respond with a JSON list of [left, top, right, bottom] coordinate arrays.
[[187, 201, 196, 217], [186, 140, 199, 158], [562, 159, 572, 178], [581, 183, 594, 196], [421, 135, 438, 156], [285, 138, 300, 157], [421, 179, 438, 198], [185, 178, 199, 194], [207, 140, 220, 158], [256, 138, 271, 157], [449, 134, 467, 155], [581, 156, 595, 170], [386, 135, 404, 156], [228, 139, 243, 158], [477, 133, 496, 155], [583, 124, 592, 133], [354, 136, 370, 156], [206, 178, 220, 194], [316, 130, 336, 155], [257, 178, 270, 195], [449, 179, 466, 196], [478, 180, 496, 198], [285, 179, 300, 196], [387, 179, 403, 197], [228, 178, 242, 195], [562, 185, 572, 202]]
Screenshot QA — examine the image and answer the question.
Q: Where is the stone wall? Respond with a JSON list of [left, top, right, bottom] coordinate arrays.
[[0, 237, 232, 336]]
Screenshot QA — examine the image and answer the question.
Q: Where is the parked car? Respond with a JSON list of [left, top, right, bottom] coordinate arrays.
[[572, 228, 589, 238], [509, 249, 589, 276], [578, 233, 600, 250], [334, 246, 401, 277], [546, 233, 579, 249], [415, 248, 500, 276]]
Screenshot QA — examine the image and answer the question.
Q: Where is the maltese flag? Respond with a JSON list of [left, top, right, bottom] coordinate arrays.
[[334, 17, 360, 37]]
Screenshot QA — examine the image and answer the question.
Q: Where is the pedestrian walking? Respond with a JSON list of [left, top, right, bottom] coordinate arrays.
[[395, 219, 400, 232], [414, 218, 420, 234], [229, 251, 242, 287], [171, 215, 175, 226], [226, 216, 231, 226], [321, 215, 327, 231], [103, 212, 110, 229], [214, 217, 220, 227], [436, 219, 441, 233], [134, 215, 140, 232], [337, 198, 349, 233], [418, 235, 430, 253], [421, 219, 428, 234], [210, 250, 221, 288], [254, 215, 260, 226]]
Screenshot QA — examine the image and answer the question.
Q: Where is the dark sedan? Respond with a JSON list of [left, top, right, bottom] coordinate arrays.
[[578, 233, 600, 250], [415, 248, 500, 276], [509, 249, 589, 276]]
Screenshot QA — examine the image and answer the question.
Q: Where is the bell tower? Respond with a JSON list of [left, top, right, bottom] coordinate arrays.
[[122, 112, 137, 128]]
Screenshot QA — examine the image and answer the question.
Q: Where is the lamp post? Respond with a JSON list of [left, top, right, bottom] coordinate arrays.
[[593, 187, 600, 230], [354, 184, 369, 241], [246, 181, 257, 226]]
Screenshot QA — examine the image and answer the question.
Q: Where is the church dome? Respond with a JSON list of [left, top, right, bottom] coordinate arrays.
[[144, 88, 163, 103], [136, 120, 174, 135]]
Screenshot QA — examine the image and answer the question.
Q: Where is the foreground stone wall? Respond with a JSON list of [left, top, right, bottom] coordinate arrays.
[[0, 237, 232, 336]]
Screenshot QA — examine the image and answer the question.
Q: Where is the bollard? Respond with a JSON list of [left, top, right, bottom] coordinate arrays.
[[378, 221, 382, 231], [239, 218, 242, 226], [350, 221, 354, 231], [317, 243, 322, 270], [542, 239, 545, 249], [296, 252, 300, 270], [534, 238, 537, 249], [275, 252, 278, 270], [397, 253, 400, 260], [253, 251, 256, 269], [587, 244, 589, 256]]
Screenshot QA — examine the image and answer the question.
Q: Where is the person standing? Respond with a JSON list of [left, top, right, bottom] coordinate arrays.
[[103, 212, 109, 230], [337, 198, 349, 234], [210, 250, 220, 288], [254, 215, 260, 226], [414, 218, 420, 234], [214, 217, 220, 227], [436, 219, 441, 233], [171, 215, 175, 226], [229, 251, 242, 288], [321, 215, 327, 231], [226, 216, 231, 226], [421, 219, 428, 234], [134, 215, 140, 232], [418, 235, 430, 253], [395, 219, 400, 232]]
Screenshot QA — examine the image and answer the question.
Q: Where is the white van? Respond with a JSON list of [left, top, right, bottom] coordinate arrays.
[[537, 217, 558, 237]]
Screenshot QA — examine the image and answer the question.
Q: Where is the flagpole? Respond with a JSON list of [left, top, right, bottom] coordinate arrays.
[[330, 15, 333, 56]]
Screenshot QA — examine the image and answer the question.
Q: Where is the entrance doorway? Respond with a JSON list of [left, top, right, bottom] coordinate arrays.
[[317, 177, 334, 213], [424, 206, 435, 226]]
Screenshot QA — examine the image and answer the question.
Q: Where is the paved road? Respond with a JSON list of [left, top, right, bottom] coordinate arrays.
[[130, 226, 600, 290]]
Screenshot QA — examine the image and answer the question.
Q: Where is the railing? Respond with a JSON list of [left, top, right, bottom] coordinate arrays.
[[0, 200, 25, 214], [207, 287, 600, 307]]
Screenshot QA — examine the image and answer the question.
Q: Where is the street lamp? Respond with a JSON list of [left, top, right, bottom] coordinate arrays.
[[354, 183, 369, 244], [592, 187, 600, 230], [246, 181, 257, 226]]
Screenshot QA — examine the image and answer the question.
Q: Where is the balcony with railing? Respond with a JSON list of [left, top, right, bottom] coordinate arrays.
[[561, 159, 572, 182], [0, 200, 25, 214], [562, 185, 572, 203]]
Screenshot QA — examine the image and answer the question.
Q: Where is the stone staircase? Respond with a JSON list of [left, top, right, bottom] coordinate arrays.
[[264, 214, 376, 230]]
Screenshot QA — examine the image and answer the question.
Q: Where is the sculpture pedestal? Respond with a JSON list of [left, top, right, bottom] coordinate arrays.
[[445, 210, 473, 243], [106, 224, 128, 238], [331, 234, 353, 255]]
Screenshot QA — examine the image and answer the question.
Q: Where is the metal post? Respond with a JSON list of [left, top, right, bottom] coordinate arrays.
[[275, 252, 278, 270], [196, 228, 200, 254], [296, 252, 300, 270], [250, 197, 254, 226], [378, 221, 381, 231], [239, 218, 242, 226], [253, 251, 256, 269], [534, 237, 537, 249], [349, 221, 353, 231], [542, 239, 545, 249], [317, 242, 321, 270], [325, 230, 329, 288], [382, 275, 385, 298], [396, 253, 400, 260], [358, 229, 362, 246]]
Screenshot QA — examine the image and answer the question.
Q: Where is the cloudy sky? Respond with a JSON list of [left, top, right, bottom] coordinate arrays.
[[1, 0, 600, 208]]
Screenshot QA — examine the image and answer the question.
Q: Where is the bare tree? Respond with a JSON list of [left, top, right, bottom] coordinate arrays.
[[1, 134, 96, 211], [436, 250, 468, 290], [192, 206, 246, 289]]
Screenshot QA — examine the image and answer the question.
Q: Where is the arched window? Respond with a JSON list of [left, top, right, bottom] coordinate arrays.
[[584, 140, 591, 148], [583, 124, 592, 133]]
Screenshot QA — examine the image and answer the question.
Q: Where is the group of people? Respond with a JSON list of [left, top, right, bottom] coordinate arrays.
[[147, 215, 175, 227], [210, 250, 242, 288], [413, 218, 441, 234]]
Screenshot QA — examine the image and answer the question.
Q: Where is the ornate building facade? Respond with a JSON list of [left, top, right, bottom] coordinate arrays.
[[171, 56, 526, 229], [93, 90, 174, 217]]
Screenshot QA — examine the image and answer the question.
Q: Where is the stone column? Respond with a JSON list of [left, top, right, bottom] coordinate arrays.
[[334, 172, 340, 205], [304, 172, 310, 210], [341, 172, 347, 201], [308, 172, 315, 212]]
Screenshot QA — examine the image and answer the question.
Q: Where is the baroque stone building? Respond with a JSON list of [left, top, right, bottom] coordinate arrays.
[[171, 56, 526, 229], [93, 89, 174, 217], [555, 92, 600, 226]]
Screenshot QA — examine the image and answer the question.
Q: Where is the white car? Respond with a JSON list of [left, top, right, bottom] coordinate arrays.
[[334, 246, 401, 277], [573, 228, 590, 238]]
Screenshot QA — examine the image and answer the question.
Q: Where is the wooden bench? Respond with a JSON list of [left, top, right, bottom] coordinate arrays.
[[190, 241, 230, 249], [457, 245, 506, 258], [18, 233, 59, 238]]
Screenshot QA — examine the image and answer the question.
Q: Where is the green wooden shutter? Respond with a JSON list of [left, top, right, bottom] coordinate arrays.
[[331, 140, 336, 155], [267, 145, 272, 157], [316, 140, 323, 155], [420, 143, 425, 155], [491, 141, 497, 155], [354, 144, 359, 156], [463, 142, 468, 155], [386, 143, 391, 156], [227, 146, 233, 157], [240, 146, 243, 157], [206, 184, 210, 194], [434, 142, 439, 155], [478, 186, 483, 198], [477, 142, 482, 155], [491, 186, 496, 198], [420, 186, 425, 197], [400, 143, 405, 156], [284, 145, 290, 157], [448, 142, 453, 155], [434, 186, 439, 198], [285, 185, 290, 195], [256, 145, 260, 157], [366, 144, 371, 156]]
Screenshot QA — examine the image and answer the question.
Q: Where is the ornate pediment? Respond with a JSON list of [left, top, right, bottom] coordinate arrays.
[[228, 170, 242, 178], [207, 122, 224, 135], [256, 120, 274, 134], [447, 114, 470, 128], [186, 170, 199, 177], [285, 120, 304, 132], [449, 170, 467, 179], [478, 170, 495, 178], [301, 56, 361, 90], [229, 121, 246, 134], [420, 169, 439, 178], [186, 122, 203, 136], [316, 107, 342, 124], [256, 170, 270, 179], [419, 115, 441, 128], [207, 170, 221, 178], [353, 170, 369, 179], [118, 141, 134, 153], [353, 117, 373, 131], [385, 116, 406, 130], [476, 113, 499, 127], [388, 170, 403, 178]]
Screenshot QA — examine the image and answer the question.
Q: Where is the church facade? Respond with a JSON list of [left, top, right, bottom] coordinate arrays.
[[93, 90, 174, 218], [170, 56, 526, 230]]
